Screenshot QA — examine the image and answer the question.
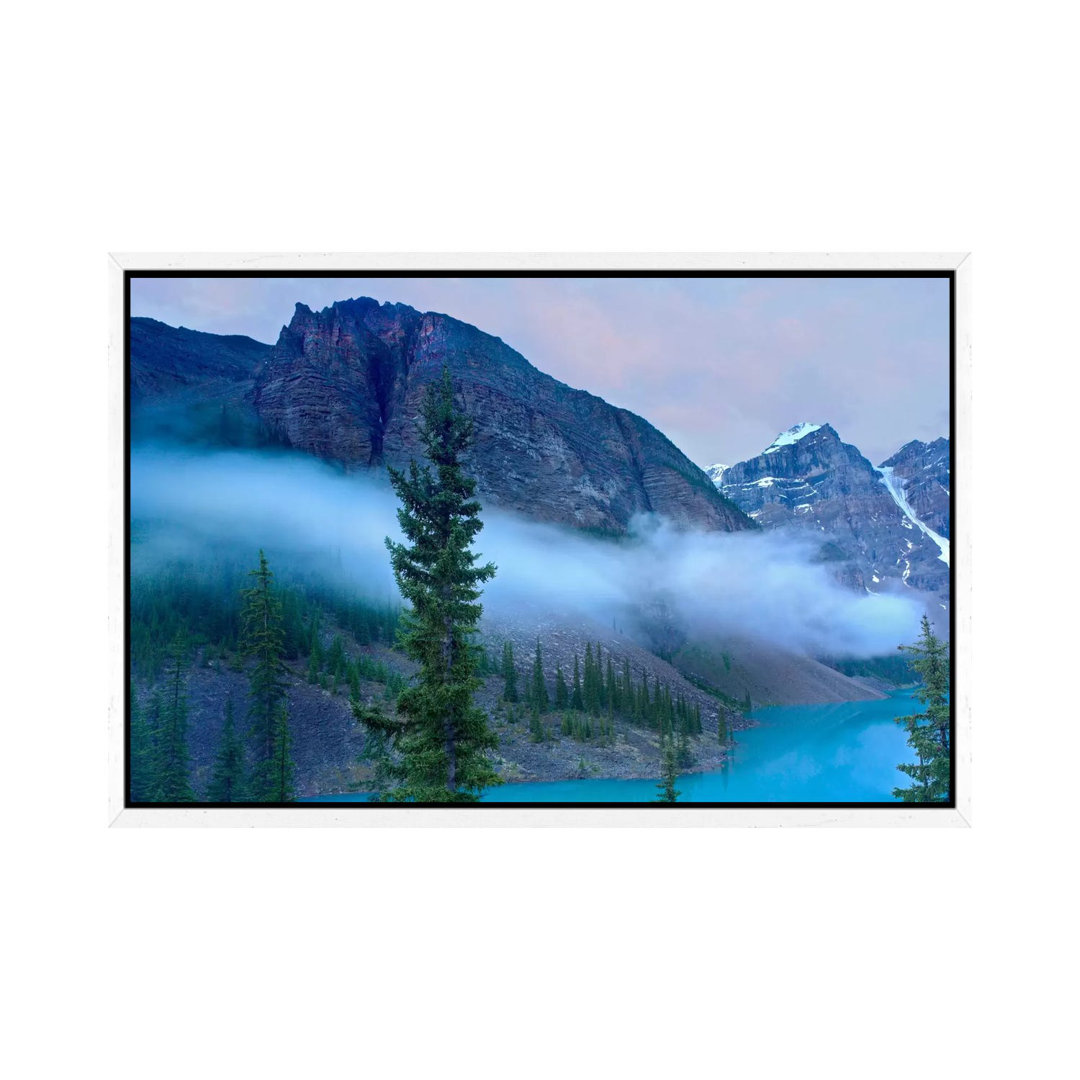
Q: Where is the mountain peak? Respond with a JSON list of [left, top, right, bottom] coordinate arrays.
[[248, 300, 756, 535], [763, 422, 826, 454]]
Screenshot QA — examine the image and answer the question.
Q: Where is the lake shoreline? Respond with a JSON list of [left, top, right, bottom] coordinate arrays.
[[302, 687, 918, 804]]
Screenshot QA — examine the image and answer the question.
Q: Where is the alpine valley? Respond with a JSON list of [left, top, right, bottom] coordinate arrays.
[[129, 296, 950, 801]]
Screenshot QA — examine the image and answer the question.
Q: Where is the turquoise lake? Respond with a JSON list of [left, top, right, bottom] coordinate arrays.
[[303, 687, 918, 804]]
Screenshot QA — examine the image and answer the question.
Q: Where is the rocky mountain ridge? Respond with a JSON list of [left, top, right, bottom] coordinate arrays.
[[880, 437, 950, 538], [707, 423, 951, 603], [131, 300, 754, 536], [130, 317, 270, 400]]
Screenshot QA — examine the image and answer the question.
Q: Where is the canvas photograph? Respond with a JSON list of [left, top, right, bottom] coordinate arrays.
[[124, 266, 954, 809]]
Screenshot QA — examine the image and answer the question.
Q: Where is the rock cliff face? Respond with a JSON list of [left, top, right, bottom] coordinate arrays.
[[879, 438, 950, 538], [250, 298, 753, 534], [710, 423, 950, 601]]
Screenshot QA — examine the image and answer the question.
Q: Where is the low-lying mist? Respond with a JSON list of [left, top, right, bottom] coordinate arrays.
[[131, 446, 924, 658]]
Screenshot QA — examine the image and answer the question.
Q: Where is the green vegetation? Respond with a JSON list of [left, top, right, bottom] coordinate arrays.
[[893, 617, 951, 803], [501, 641, 518, 703], [129, 629, 196, 803], [240, 550, 295, 802], [354, 367, 500, 802], [157, 630, 195, 801], [667, 642, 754, 714], [208, 697, 246, 802], [554, 664, 569, 710], [501, 635, 705, 756], [656, 731, 680, 802], [129, 539, 406, 803], [824, 653, 916, 685], [130, 554, 400, 682], [529, 639, 549, 714]]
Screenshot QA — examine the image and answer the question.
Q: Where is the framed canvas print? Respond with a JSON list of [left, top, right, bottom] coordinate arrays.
[[108, 253, 970, 826]]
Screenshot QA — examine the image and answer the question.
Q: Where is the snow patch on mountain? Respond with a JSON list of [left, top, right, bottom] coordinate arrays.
[[764, 422, 821, 453], [875, 465, 950, 566]]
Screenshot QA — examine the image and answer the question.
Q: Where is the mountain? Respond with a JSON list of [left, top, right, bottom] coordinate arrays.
[[132, 298, 754, 535], [130, 317, 270, 400], [704, 462, 729, 486], [709, 422, 950, 600], [879, 437, 950, 538]]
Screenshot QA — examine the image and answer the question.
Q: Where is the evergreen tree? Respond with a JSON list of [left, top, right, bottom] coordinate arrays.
[[129, 682, 157, 803], [208, 697, 246, 802], [571, 655, 584, 710], [157, 629, 195, 802], [260, 701, 296, 802], [530, 639, 549, 714], [355, 367, 500, 802], [529, 710, 546, 743], [239, 550, 290, 800], [584, 643, 600, 715], [893, 616, 951, 803], [327, 635, 346, 690], [554, 664, 569, 710], [676, 720, 691, 768], [501, 641, 519, 703], [656, 732, 680, 803], [596, 643, 607, 708], [241, 551, 287, 760]]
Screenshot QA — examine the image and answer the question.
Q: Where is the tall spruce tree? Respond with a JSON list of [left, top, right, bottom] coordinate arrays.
[[240, 550, 291, 800], [157, 629, 194, 802], [208, 697, 246, 802], [583, 643, 600, 715], [893, 616, 951, 803], [554, 664, 569, 710], [530, 639, 549, 714], [571, 655, 584, 710], [129, 682, 157, 803], [501, 641, 519, 703], [355, 367, 499, 802], [656, 731, 680, 803], [264, 701, 296, 802]]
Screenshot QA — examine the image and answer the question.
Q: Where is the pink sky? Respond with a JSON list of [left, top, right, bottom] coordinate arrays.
[[131, 275, 949, 466]]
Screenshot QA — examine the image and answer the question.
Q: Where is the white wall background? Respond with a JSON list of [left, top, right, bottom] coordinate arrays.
[[3, 2, 1075, 1078]]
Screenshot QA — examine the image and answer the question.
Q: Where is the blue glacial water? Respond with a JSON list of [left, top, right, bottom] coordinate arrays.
[[302, 687, 919, 804]]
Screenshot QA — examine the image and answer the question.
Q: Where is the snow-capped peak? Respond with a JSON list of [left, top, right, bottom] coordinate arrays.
[[704, 462, 729, 485], [764, 422, 821, 454]]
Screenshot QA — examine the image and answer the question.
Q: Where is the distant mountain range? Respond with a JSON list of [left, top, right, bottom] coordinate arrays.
[[705, 423, 950, 605], [131, 301, 752, 536]]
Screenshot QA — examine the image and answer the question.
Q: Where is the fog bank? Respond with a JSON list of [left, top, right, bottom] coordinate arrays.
[[131, 447, 923, 657]]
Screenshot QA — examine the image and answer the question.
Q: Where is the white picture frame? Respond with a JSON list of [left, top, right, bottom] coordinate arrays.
[[108, 252, 971, 827]]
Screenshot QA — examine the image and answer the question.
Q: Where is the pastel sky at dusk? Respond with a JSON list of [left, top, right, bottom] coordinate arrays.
[[131, 275, 950, 466]]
